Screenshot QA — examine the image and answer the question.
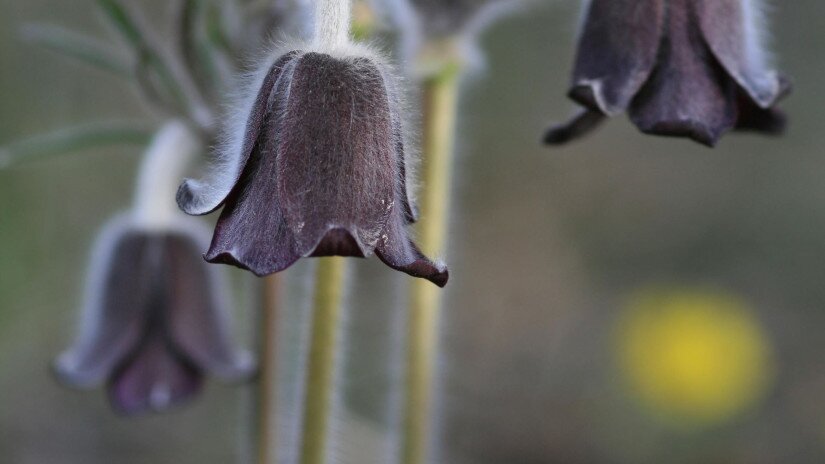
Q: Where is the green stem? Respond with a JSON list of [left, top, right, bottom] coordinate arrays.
[[257, 274, 282, 464], [300, 258, 347, 464], [403, 61, 462, 464]]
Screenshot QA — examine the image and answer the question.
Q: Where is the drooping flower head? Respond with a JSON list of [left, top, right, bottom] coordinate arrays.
[[545, 0, 790, 147], [177, 2, 448, 287], [54, 214, 254, 415], [54, 122, 253, 415]]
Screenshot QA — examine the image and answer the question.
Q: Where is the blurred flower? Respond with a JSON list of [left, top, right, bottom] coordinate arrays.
[[177, 48, 448, 287], [616, 287, 774, 426], [54, 215, 254, 415], [546, 0, 790, 147], [406, 0, 513, 37]]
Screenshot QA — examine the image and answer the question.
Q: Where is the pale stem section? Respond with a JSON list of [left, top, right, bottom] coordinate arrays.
[[313, 0, 352, 48], [403, 66, 461, 464], [132, 120, 201, 229], [257, 274, 283, 464], [300, 257, 347, 464]]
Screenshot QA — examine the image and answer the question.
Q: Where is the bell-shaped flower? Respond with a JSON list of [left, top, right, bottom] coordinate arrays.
[[54, 215, 254, 415], [55, 121, 254, 415], [545, 0, 790, 147], [177, 46, 448, 287]]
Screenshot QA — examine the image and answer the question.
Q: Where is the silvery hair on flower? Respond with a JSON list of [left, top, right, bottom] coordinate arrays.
[[177, 0, 448, 286]]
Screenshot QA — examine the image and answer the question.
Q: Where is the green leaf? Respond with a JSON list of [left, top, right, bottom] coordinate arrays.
[[95, 0, 143, 47], [0, 122, 153, 168], [21, 23, 132, 76]]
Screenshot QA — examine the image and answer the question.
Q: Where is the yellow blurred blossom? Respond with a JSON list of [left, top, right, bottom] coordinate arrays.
[[616, 287, 774, 426]]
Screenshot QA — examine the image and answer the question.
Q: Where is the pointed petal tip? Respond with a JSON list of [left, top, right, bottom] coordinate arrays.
[[107, 381, 203, 417], [204, 248, 298, 279], [51, 352, 104, 389], [634, 118, 726, 148], [544, 109, 606, 146], [176, 179, 214, 216], [377, 250, 449, 287], [210, 350, 257, 383]]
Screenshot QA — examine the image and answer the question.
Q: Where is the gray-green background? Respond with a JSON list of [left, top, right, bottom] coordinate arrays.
[[2, 1, 824, 463]]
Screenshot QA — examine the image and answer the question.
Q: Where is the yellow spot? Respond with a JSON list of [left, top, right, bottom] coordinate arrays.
[[616, 287, 774, 426]]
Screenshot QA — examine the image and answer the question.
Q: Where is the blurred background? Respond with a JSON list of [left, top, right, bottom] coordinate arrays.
[[2, 1, 824, 463]]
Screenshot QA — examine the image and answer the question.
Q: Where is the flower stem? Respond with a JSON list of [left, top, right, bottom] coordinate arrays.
[[256, 273, 282, 464], [300, 257, 347, 464], [313, 0, 352, 49], [403, 60, 462, 464], [133, 120, 201, 230]]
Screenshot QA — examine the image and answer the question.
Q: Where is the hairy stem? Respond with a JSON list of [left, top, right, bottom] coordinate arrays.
[[313, 0, 351, 48], [403, 59, 462, 464], [256, 274, 282, 464], [132, 120, 201, 229], [300, 258, 347, 464]]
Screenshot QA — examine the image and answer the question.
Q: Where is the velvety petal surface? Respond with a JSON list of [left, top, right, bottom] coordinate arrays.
[[628, 0, 737, 146], [177, 52, 300, 216], [108, 332, 203, 415], [205, 79, 301, 276], [381, 64, 418, 224], [277, 53, 397, 258], [696, 0, 789, 108], [164, 233, 254, 380], [569, 0, 665, 115], [375, 203, 449, 287], [54, 221, 155, 388]]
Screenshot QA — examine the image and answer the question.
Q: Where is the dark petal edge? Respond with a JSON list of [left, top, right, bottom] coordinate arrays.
[[544, 108, 607, 145], [107, 336, 204, 416], [177, 51, 302, 216]]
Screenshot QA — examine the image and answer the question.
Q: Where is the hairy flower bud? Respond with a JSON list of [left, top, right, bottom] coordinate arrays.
[[177, 45, 448, 287], [54, 215, 254, 415], [545, 0, 790, 147]]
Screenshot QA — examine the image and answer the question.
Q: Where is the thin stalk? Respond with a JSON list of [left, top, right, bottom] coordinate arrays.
[[257, 274, 282, 464], [403, 60, 462, 464], [300, 258, 347, 464]]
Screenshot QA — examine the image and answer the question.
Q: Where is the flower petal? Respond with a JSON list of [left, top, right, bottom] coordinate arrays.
[[177, 51, 301, 216], [735, 90, 787, 134], [205, 101, 301, 277], [375, 205, 448, 287], [164, 232, 255, 381], [628, 0, 737, 146], [544, 108, 607, 145], [569, 0, 665, 115], [696, 0, 789, 108], [108, 333, 203, 415], [53, 218, 153, 388], [385, 72, 419, 224], [277, 53, 397, 257]]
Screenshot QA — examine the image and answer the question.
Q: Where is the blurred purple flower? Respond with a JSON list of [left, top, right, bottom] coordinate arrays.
[[177, 49, 448, 287], [545, 0, 790, 147], [54, 216, 254, 415]]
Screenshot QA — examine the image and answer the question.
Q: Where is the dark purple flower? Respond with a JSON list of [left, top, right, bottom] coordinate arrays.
[[177, 49, 448, 287], [54, 215, 254, 415], [545, 0, 790, 147]]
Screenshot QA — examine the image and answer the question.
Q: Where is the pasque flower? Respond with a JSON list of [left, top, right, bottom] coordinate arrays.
[[54, 215, 254, 415], [177, 45, 449, 287], [54, 122, 253, 415], [545, 0, 790, 147]]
